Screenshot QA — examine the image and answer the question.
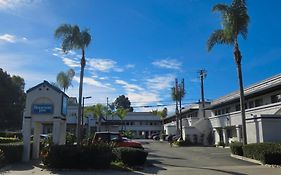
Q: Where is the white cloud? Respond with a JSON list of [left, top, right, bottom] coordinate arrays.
[[146, 74, 175, 91], [127, 92, 159, 107], [88, 58, 117, 72], [62, 57, 80, 68], [125, 64, 135, 69], [0, 34, 28, 43], [73, 76, 113, 90], [152, 58, 182, 70], [115, 80, 143, 92], [0, 0, 39, 11]]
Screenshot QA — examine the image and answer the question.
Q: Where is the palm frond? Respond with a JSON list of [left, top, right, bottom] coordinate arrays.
[[212, 4, 229, 13], [207, 30, 234, 51]]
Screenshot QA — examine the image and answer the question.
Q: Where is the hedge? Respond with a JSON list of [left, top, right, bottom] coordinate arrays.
[[243, 143, 281, 164], [0, 132, 22, 139], [230, 142, 243, 156], [0, 143, 23, 163], [0, 149, 5, 168], [0, 137, 21, 144], [113, 147, 148, 166], [42, 143, 113, 169]]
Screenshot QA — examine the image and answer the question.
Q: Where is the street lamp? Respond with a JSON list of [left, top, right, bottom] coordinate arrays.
[[82, 96, 92, 126]]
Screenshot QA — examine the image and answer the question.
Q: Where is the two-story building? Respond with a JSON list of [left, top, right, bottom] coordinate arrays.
[[209, 74, 281, 144]]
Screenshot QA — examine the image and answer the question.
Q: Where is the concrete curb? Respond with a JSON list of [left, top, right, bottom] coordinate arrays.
[[230, 154, 262, 165]]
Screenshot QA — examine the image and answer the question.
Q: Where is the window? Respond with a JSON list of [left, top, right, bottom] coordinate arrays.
[[235, 104, 240, 111], [255, 98, 263, 107], [249, 101, 254, 108], [271, 94, 281, 103], [225, 107, 230, 113]]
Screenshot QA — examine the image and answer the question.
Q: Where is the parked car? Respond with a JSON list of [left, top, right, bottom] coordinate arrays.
[[93, 132, 143, 149]]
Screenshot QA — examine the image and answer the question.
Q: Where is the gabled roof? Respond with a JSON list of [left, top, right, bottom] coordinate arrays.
[[26, 80, 68, 97], [210, 73, 281, 108]]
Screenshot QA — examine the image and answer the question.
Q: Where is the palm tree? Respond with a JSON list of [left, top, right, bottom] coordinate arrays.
[[56, 69, 75, 92], [207, 0, 250, 144], [171, 79, 185, 139], [55, 24, 91, 144], [86, 104, 106, 132], [115, 108, 128, 131]]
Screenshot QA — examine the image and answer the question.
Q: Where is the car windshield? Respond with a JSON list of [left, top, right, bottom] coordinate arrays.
[[110, 134, 121, 141]]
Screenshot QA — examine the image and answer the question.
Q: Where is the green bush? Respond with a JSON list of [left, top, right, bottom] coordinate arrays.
[[0, 132, 22, 139], [230, 142, 243, 156], [0, 143, 23, 163], [243, 143, 281, 164], [113, 147, 148, 166], [174, 139, 192, 146], [217, 141, 225, 147], [43, 143, 113, 169], [0, 137, 21, 144], [0, 149, 5, 167]]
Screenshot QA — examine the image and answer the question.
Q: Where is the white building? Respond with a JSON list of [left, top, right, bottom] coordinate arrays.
[[209, 74, 281, 145], [103, 112, 162, 138], [164, 102, 212, 144]]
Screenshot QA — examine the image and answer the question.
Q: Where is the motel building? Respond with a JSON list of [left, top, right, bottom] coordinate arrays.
[[102, 112, 162, 139], [208, 74, 281, 145]]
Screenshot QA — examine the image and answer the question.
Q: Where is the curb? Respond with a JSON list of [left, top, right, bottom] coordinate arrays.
[[230, 154, 262, 165]]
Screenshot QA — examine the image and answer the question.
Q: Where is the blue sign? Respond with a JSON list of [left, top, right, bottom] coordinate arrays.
[[32, 104, 53, 114], [61, 96, 68, 116]]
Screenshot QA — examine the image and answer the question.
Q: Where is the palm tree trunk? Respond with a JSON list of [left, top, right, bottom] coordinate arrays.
[[234, 42, 247, 145], [77, 49, 86, 145]]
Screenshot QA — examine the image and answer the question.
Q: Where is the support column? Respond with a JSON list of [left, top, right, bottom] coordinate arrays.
[[32, 122, 41, 159], [23, 117, 31, 162], [59, 120, 66, 145], [222, 128, 228, 145], [213, 128, 220, 145], [53, 118, 61, 145], [236, 125, 241, 142]]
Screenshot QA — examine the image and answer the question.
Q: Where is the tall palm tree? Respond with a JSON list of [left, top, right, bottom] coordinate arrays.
[[115, 108, 128, 131], [207, 0, 250, 144], [56, 69, 75, 92], [55, 24, 91, 144]]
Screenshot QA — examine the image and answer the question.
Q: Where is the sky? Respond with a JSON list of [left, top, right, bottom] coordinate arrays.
[[0, 0, 281, 114]]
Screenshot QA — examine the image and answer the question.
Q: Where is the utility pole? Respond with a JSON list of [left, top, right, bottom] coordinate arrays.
[[106, 97, 109, 120], [175, 78, 180, 136], [198, 69, 207, 118], [179, 78, 185, 140]]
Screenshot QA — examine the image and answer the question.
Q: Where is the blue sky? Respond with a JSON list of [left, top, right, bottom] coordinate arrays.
[[0, 0, 281, 113]]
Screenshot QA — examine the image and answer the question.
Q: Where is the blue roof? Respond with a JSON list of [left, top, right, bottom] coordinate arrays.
[[26, 80, 69, 98]]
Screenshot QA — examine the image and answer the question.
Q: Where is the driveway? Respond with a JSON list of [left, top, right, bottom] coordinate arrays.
[[141, 140, 281, 175]]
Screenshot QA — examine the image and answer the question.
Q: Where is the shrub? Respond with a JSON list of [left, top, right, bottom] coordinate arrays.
[[0, 149, 5, 167], [43, 143, 113, 169], [230, 142, 243, 156], [65, 132, 76, 145], [217, 141, 225, 147], [0, 132, 22, 139], [243, 143, 281, 165], [174, 139, 192, 146], [0, 143, 23, 163], [113, 147, 148, 166], [0, 137, 21, 144]]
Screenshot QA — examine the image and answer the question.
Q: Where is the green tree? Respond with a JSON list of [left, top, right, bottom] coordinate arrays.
[[55, 24, 91, 144], [207, 0, 249, 144], [115, 108, 128, 131], [0, 69, 25, 130], [56, 69, 75, 92], [152, 107, 168, 132], [114, 95, 133, 112], [85, 104, 106, 132]]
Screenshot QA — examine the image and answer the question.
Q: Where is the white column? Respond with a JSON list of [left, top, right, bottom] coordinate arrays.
[[32, 122, 41, 159], [53, 118, 61, 145], [236, 125, 241, 142], [222, 128, 228, 145], [23, 117, 31, 162], [213, 128, 220, 145], [59, 120, 66, 145]]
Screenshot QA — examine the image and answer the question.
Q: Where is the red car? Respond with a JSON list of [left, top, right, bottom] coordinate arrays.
[[93, 132, 143, 149]]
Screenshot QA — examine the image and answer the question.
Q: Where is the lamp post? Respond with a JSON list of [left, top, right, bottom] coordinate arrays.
[[82, 96, 91, 128]]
